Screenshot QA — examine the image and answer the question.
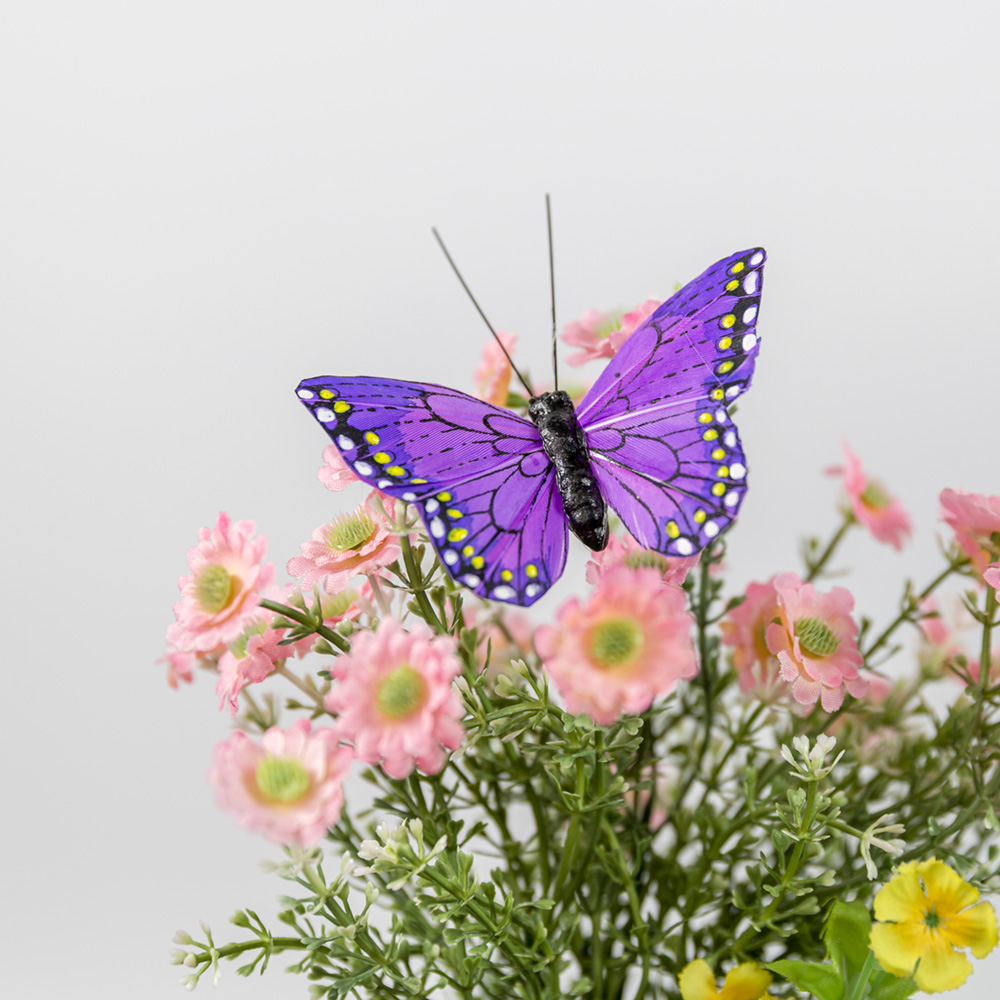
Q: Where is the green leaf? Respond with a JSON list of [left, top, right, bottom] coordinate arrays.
[[568, 977, 593, 995], [868, 969, 920, 1000], [767, 959, 844, 1000], [825, 900, 872, 985]]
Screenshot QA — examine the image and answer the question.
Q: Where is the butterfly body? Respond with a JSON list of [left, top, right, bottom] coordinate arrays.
[[297, 246, 765, 607], [528, 390, 608, 551]]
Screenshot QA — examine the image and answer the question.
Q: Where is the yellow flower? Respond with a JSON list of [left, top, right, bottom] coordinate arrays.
[[678, 959, 774, 1000], [870, 858, 999, 993]]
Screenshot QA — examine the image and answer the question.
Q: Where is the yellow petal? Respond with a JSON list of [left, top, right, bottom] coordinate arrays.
[[913, 937, 973, 994], [870, 921, 927, 977], [946, 901, 999, 959], [720, 962, 772, 1000], [679, 959, 720, 1000], [874, 862, 928, 923], [917, 859, 979, 918]]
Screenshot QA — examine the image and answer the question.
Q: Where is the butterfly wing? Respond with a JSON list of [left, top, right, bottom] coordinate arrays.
[[576, 248, 765, 556], [296, 376, 567, 606]]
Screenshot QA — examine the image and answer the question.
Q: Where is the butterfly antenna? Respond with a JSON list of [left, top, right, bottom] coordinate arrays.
[[546, 194, 558, 391], [431, 227, 535, 398]]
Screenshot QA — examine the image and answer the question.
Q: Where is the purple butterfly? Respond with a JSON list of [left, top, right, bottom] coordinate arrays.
[[296, 247, 764, 607]]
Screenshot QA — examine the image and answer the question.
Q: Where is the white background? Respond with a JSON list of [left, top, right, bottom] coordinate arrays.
[[2, 2, 998, 997]]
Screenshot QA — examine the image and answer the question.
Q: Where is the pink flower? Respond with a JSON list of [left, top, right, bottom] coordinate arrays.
[[940, 489, 1000, 574], [162, 649, 197, 689], [585, 532, 699, 588], [209, 720, 352, 846], [765, 573, 867, 711], [215, 614, 289, 714], [720, 577, 783, 695], [325, 618, 465, 779], [535, 566, 697, 725], [167, 512, 275, 653], [561, 299, 660, 366], [474, 330, 518, 406], [829, 443, 912, 550], [318, 445, 359, 493], [287, 492, 403, 594], [916, 597, 963, 677], [987, 563, 1000, 592], [461, 603, 534, 684], [622, 760, 675, 831]]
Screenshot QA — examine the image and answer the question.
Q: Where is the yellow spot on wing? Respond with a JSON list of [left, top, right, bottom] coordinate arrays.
[[448, 527, 468, 543], [711, 388, 724, 400], [500, 570, 513, 582], [462, 544, 474, 557], [730, 261, 745, 274], [712, 482, 726, 496], [718, 336, 732, 350], [333, 401, 351, 413], [471, 556, 484, 569], [703, 429, 718, 441], [385, 466, 406, 477], [725, 279, 739, 291], [711, 448, 725, 460], [694, 509, 706, 523], [698, 412, 713, 424], [410, 478, 428, 484], [373, 452, 392, 463], [717, 466, 729, 478], [720, 314, 736, 329], [666, 521, 680, 538], [446, 509, 462, 519], [364, 431, 380, 445], [717, 361, 734, 374], [319, 389, 336, 400], [525, 564, 538, 579], [437, 492, 451, 502]]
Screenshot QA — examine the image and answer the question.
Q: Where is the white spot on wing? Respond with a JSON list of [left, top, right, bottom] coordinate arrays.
[[729, 463, 746, 480], [430, 518, 445, 538], [424, 499, 439, 515], [354, 461, 373, 477], [726, 385, 740, 399], [462, 574, 480, 588], [742, 332, 757, 351], [675, 537, 695, 556], [743, 270, 759, 293], [297, 389, 315, 399], [725, 491, 739, 507], [443, 550, 458, 565], [724, 431, 736, 447], [742, 307, 757, 325], [377, 479, 392, 489], [525, 583, 541, 598], [493, 585, 515, 601], [402, 492, 416, 502], [316, 407, 335, 422], [337, 435, 355, 451], [704, 521, 719, 538], [749, 250, 764, 266]]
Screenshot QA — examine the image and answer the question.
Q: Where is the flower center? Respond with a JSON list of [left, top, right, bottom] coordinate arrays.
[[376, 665, 426, 719], [589, 618, 644, 669], [923, 905, 942, 931], [624, 550, 670, 572], [194, 564, 238, 614], [325, 510, 376, 552], [229, 617, 268, 659], [594, 311, 624, 339], [322, 589, 359, 619], [794, 616, 840, 657], [860, 481, 890, 509], [255, 755, 311, 803]]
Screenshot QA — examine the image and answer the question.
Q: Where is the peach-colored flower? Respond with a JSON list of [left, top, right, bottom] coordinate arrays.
[[585, 532, 699, 587], [829, 442, 912, 550], [535, 566, 697, 725], [325, 618, 465, 779], [474, 330, 518, 406], [208, 719, 352, 846], [288, 492, 403, 594], [720, 577, 783, 695], [167, 512, 275, 653], [561, 299, 660, 366], [765, 573, 867, 711], [940, 489, 1000, 574], [318, 444, 359, 493]]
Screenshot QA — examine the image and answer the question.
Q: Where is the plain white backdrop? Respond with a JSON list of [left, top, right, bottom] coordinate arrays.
[[2, 2, 998, 997]]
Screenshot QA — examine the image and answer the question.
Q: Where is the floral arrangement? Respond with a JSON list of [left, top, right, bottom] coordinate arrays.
[[165, 301, 1000, 999]]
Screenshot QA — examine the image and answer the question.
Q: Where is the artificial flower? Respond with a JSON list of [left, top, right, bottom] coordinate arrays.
[[765, 573, 867, 711], [208, 719, 352, 847], [167, 512, 275, 653], [287, 491, 403, 594], [473, 330, 518, 406], [317, 444, 359, 492], [986, 562, 1000, 592], [829, 442, 912, 550], [870, 858, 998, 992], [678, 958, 773, 1000], [720, 577, 783, 695], [215, 614, 289, 714], [535, 566, 697, 725], [585, 531, 699, 587], [561, 299, 660, 366], [325, 618, 465, 779], [940, 489, 1000, 574]]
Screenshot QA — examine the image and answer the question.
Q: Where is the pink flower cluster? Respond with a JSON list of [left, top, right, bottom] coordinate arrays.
[[829, 443, 912, 550], [474, 330, 519, 406], [722, 573, 867, 711], [561, 299, 661, 366], [536, 563, 697, 725], [941, 488, 1000, 584]]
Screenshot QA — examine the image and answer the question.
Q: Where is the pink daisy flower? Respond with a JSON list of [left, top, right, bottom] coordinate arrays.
[[317, 445, 359, 493], [940, 488, 1000, 574], [208, 720, 352, 847], [987, 563, 1000, 592], [167, 512, 275, 654], [287, 492, 403, 594], [720, 577, 783, 696], [162, 649, 197, 689], [916, 597, 963, 677], [535, 566, 697, 726], [325, 618, 465, 779], [215, 614, 289, 714], [765, 573, 867, 711], [585, 532, 699, 588], [829, 443, 912, 550], [473, 330, 518, 406], [561, 299, 660, 366]]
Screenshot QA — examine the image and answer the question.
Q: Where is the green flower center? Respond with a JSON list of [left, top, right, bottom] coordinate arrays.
[[376, 665, 426, 719], [624, 550, 670, 572], [795, 616, 840, 657], [924, 905, 942, 931], [322, 589, 359, 618], [594, 311, 625, 339], [229, 617, 268, 659], [194, 564, 238, 614], [325, 511, 376, 552], [255, 755, 311, 803], [589, 618, 644, 669], [860, 481, 890, 509]]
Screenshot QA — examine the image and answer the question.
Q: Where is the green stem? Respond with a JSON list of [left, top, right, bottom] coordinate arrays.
[[258, 598, 350, 652], [274, 664, 326, 709], [846, 949, 878, 1000], [806, 512, 855, 582], [398, 534, 446, 632]]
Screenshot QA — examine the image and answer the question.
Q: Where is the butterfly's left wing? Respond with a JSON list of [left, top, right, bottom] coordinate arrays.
[[296, 376, 567, 606], [576, 248, 765, 556]]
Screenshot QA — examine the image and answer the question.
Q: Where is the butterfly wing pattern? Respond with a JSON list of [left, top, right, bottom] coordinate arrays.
[[576, 248, 765, 558], [295, 376, 568, 606]]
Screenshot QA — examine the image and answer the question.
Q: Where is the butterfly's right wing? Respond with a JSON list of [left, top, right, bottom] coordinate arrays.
[[296, 376, 567, 606], [576, 248, 765, 557]]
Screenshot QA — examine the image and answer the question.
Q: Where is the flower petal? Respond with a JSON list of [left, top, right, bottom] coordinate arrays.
[[874, 861, 927, 922], [678, 959, 720, 1000], [720, 962, 772, 1000], [870, 921, 926, 977], [913, 937, 974, 994], [947, 901, 999, 959], [917, 859, 979, 918]]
